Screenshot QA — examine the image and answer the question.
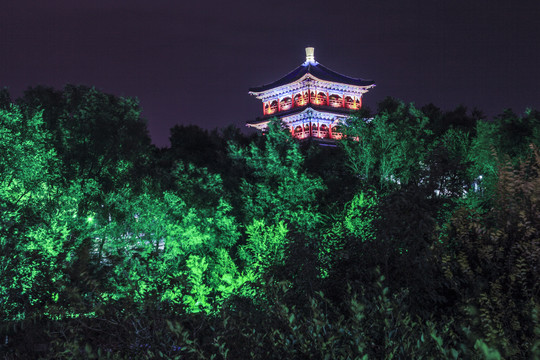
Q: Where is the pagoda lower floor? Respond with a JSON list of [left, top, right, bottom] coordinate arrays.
[[247, 107, 349, 140]]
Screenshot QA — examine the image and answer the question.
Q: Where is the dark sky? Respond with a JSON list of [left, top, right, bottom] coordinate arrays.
[[2, 1, 539, 147]]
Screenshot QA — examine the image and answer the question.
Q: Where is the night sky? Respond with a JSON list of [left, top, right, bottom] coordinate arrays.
[[2, 1, 539, 148]]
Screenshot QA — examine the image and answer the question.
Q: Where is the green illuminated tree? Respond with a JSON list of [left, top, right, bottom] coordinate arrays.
[[0, 106, 88, 324], [238, 218, 289, 279], [229, 118, 325, 233], [227, 119, 327, 302], [12, 87, 156, 311], [318, 189, 380, 279], [88, 160, 244, 315], [341, 100, 433, 191]]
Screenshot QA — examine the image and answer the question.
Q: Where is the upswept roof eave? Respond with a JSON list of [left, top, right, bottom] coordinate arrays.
[[249, 62, 375, 94], [246, 104, 356, 125], [311, 62, 375, 87], [248, 73, 312, 97], [248, 64, 307, 94]]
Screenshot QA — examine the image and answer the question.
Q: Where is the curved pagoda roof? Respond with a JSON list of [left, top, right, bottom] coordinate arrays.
[[249, 47, 375, 93]]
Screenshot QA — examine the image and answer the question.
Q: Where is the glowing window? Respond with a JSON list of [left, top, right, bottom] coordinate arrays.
[[280, 97, 292, 110], [345, 96, 356, 109], [268, 100, 278, 114], [329, 94, 342, 107], [294, 93, 307, 106], [316, 92, 326, 105]]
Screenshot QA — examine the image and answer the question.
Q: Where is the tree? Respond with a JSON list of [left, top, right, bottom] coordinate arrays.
[[0, 105, 76, 327], [467, 109, 540, 209], [168, 124, 218, 168], [18, 85, 153, 196], [496, 108, 540, 159], [229, 118, 325, 234], [90, 160, 244, 315], [341, 100, 433, 191], [438, 146, 540, 358], [0, 87, 11, 109]]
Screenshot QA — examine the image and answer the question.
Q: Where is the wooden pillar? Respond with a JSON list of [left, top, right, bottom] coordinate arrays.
[[328, 124, 333, 139], [326, 91, 329, 106], [277, 97, 281, 112]]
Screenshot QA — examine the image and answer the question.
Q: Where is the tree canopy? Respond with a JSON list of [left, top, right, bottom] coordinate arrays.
[[1, 88, 538, 359]]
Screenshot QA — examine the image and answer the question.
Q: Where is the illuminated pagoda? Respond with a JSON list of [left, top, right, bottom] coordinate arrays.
[[247, 47, 375, 140]]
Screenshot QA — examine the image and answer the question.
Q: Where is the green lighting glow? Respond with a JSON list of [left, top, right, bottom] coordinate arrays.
[[1, 91, 538, 358]]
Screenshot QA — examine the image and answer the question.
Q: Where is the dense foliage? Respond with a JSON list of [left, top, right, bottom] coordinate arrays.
[[0, 87, 539, 359]]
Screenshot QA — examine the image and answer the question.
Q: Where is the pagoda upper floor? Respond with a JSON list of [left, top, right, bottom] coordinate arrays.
[[248, 47, 375, 118]]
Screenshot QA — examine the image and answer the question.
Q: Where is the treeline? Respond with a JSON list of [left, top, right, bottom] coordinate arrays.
[[0, 85, 539, 359]]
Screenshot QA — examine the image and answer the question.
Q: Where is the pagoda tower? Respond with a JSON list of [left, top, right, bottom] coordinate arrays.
[[247, 47, 375, 140]]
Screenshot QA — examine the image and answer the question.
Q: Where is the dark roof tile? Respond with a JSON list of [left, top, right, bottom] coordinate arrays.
[[249, 62, 375, 93]]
